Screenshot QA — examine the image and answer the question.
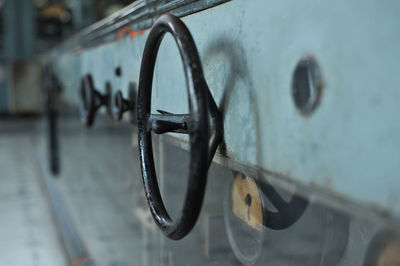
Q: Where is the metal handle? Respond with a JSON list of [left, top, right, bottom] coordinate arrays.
[[114, 82, 136, 121], [137, 14, 223, 240], [79, 74, 111, 127]]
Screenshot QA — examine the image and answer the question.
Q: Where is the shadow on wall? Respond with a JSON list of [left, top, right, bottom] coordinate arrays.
[[203, 37, 261, 166]]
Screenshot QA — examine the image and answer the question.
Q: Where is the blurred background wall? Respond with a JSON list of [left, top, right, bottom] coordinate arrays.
[[0, 0, 133, 115]]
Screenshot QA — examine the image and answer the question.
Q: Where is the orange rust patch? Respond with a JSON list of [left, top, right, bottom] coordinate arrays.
[[117, 25, 132, 39], [71, 256, 87, 265], [129, 29, 146, 39], [117, 26, 145, 40]]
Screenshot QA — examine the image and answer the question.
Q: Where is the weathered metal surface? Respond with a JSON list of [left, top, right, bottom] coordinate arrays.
[[50, 0, 400, 221], [42, 0, 230, 57]]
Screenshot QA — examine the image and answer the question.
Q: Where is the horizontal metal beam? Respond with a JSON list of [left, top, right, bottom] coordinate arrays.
[[42, 0, 229, 61]]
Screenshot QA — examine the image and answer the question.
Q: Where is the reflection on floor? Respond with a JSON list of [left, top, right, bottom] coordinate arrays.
[[0, 116, 151, 266], [2, 116, 399, 266], [34, 115, 155, 266], [0, 118, 67, 266]]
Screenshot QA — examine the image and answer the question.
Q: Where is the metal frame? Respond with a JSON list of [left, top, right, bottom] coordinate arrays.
[[42, 0, 230, 58]]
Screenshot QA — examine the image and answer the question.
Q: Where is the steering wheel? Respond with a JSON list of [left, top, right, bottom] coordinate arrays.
[[137, 14, 223, 240], [79, 74, 111, 127]]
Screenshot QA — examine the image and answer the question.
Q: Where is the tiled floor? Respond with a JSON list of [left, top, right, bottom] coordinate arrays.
[[34, 116, 155, 266], [0, 119, 67, 266], [2, 116, 390, 266]]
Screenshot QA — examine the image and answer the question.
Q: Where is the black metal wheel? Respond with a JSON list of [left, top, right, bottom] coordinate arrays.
[[79, 74, 111, 127], [137, 14, 222, 240], [43, 65, 61, 176], [114, 82, 136, 121]]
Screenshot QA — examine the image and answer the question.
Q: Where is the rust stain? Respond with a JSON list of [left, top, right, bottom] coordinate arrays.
[[71, 256, 88, 265], [117, 26, 146, 40], [129, 29, 146, 39], [117, 25, 132, 40]]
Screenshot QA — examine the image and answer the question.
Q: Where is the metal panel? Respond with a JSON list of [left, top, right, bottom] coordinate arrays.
[[51, 0, 400, 220]]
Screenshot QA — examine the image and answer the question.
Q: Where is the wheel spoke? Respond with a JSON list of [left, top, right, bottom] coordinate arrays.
[[148, 113, 190, 134]]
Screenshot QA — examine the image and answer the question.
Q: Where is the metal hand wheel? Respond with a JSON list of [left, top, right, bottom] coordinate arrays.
[[114, 82, 136, 121], [79, 74, 111, 127], [43, 65, 61, 176], [137, 14, 223, 240]]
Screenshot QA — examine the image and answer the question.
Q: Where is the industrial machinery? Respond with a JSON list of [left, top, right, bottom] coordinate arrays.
[[32, 0, 400, 265]]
